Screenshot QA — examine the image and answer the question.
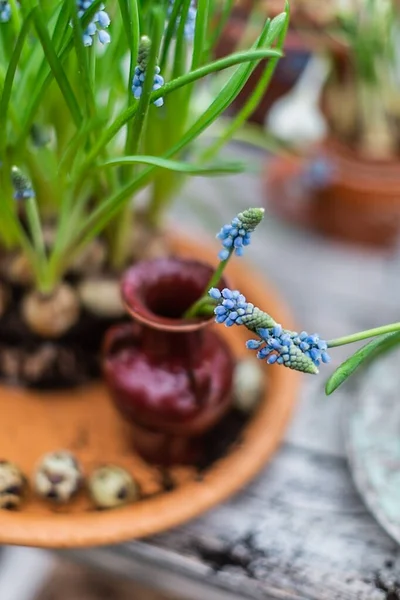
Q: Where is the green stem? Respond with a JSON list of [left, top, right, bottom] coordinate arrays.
[[109, 9, 163, 269], [184, 251, 232, 318], [108, 206, 133, 271], [327, 323, 400, 348], [121, 0, 140, 160], [31, 5, 82, 129], [25, 197, 46, 255]]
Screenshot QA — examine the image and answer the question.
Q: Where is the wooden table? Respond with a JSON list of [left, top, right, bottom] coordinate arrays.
[[66, 151, 400, 599]]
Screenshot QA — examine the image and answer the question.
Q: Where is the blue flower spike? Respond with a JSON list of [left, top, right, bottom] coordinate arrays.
[[209, 287, 330, 375], [217, 207, 264, 261], [77, 1, 111, 47], [11, 166, 35, 201], [209, 288, 250, 327], [167, 0, 197, 41], [132, 36, 165, 108], [0, 1, 11, 23], [184, 1, 197, 40]]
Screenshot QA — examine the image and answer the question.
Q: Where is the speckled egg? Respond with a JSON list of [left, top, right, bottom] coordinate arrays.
[[34, 451, 83, 503], [233, 358, 265, 414], [0, 461, 26, 509], [88, 466, 140, 509]]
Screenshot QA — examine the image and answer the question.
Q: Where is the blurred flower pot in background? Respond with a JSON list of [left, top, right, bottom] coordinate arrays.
[[264, 0, 400, 248], [266, 140, 400, 248]]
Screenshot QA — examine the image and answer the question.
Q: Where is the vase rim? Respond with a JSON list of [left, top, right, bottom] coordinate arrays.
[[121, 257, 222, 333]]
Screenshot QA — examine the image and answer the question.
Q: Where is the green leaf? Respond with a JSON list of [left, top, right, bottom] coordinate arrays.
[[173, 0, 192, 78], [264, 11, 288, 47], [70, 43, 280, 245], [17, 0, 104, 144], [68, 0, 95, 119], [31, 6, 82, 127], [0, 11, 33, 156], [118, 0, 140, 103], [126, 6, 164, 157], [79, 47, 282, 174], [325, 331, 400, 395], [160, 0, 184, 70], [100, 155, 247, 175], [191, 0, 210, 70], [201, 9, 289, 161]]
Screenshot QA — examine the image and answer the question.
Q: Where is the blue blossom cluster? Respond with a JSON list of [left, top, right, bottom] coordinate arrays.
[[132, 65, 164, 108], [217, 207, 264, 261], [77, 0, 111, 46], [11, 166, 35, 201], [209, 288, 253, 327], [246, 327, 330, 370], [291, 331, 331, 367], [0, 1, 11, 23], [168, 0, 197, 41], [209, 287, 330, 374]]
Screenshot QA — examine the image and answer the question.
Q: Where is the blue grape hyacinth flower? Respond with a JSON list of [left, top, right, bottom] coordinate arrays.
[[247, 326, 330, 371], [184, 2, 197, 40], [11, 166, 35, 201], [217, 207, 264, 261], [132, 65, 164, 108], [209, 288, 254, 327], [132, 36, 164, 107], [77, 0, 111, 46], [0, 1, 11, 23], [209, 287, 330, 374], [167, 0, 197, 41], [291, 331, 331, 367]]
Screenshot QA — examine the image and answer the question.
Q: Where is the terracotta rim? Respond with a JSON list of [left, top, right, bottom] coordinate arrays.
[[0, 232, 300, 548], [120, 257, 219, 333]]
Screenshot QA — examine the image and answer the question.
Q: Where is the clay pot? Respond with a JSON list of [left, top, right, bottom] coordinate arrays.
[[103, 257, 234, 466], [265, 139, 400, 248]]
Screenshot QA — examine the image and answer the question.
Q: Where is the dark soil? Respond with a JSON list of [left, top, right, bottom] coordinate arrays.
[[0, 280, 127, 389]]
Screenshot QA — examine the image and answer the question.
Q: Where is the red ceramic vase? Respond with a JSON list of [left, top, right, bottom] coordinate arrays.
[[103, 258, 234, 465]]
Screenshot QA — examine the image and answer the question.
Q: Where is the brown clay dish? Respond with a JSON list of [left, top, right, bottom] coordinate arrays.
[[0, 232, 299, 548]]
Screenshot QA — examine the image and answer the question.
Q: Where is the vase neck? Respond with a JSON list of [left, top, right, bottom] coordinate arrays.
[[140, 325, 204, 364]]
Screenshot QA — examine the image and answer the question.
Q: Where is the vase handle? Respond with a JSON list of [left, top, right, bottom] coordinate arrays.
[[102, 322, 142, 360]]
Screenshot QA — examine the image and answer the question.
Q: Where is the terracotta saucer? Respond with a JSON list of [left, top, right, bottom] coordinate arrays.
[[0, 233, 300, 548]]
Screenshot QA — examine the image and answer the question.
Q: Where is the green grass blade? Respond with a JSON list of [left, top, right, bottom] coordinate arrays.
[[69, 0, 96, 119], [325, 332, 400, 395], [160, 0, 183, 70], [191, 0, 210, 69], [78, 47, 282, 173], [100, 155, 247, 174], [118, 0, 140, 96], [127, 6, 164, 156], [201, 10, 289, 160], [17, 0, 104, 143], [0, 11, 33, 157], [31, 5, 82, 127]]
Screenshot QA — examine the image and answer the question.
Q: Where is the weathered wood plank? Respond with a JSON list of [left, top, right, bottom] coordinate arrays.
[[69, 444, 400, 599]]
